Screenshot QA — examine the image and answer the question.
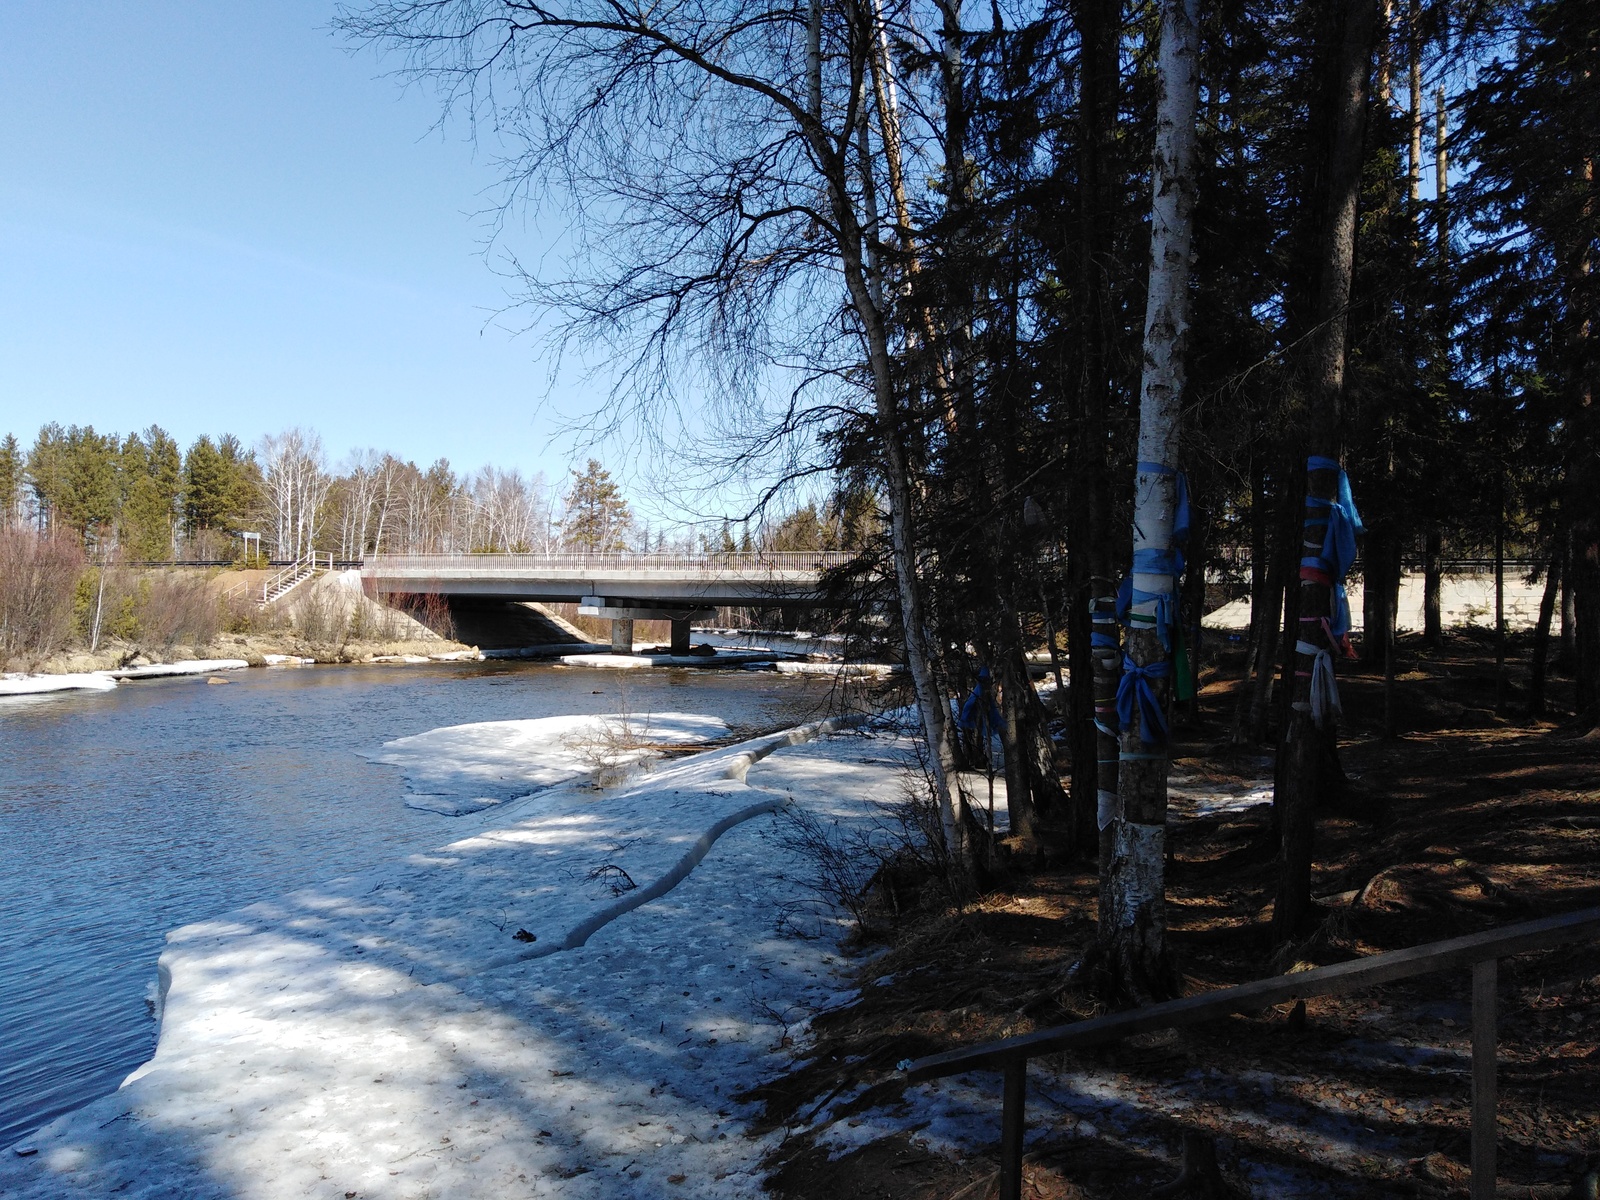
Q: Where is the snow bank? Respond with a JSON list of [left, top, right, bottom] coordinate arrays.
[[560, 651, 793, 670], [109, 660, 250, 680], [367, 712, 731, 815], [773, 661, 899, 677], [0, 673, 118, 696], [1, 712, 911, 1200]]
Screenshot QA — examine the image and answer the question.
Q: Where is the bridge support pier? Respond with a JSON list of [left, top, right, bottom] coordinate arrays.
[[671, 618, 692, 656], [610, 618, 635, 655]]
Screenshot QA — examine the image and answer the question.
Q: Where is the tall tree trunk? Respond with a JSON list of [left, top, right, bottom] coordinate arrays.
[[1361, 523, 1398, 665], [1421, 73, 1450, 650], [807, 0, 971, 871], [1072, 0, 1123, 899], [1232, 457, 1270, 743], [1180, 495, 1211, 723], [1531, 547, 1561, 717], [1251, 463, 1300, 744], [1560, 527, 1577, 667], [1273, 0, 1379, 946], [1106, 0, 1200, 999], [1494, 467, 1507, 714], [1568, 154, 1597, 726], [1423, 529, 1444, 643]]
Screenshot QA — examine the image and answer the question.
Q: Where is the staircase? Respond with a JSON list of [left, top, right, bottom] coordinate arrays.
[[221, 554, 331, 608]]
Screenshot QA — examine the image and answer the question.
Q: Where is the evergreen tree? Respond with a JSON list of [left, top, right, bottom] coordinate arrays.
[[0, 434, 21, 525], [1458, 0, 1600, 719], [561, 460, 631, 552]]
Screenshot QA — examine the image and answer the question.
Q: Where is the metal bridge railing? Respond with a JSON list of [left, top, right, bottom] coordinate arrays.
[[361, 551, 855, 574], [903, 906, 1600, 1200]]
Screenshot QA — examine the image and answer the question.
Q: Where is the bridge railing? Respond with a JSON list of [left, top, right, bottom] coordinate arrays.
[[903, 905, 1600, 1200], [361, 551, 856, 574]]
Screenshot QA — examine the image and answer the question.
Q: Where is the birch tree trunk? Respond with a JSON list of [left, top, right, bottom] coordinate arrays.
[[1106, 0, 1200, 997]]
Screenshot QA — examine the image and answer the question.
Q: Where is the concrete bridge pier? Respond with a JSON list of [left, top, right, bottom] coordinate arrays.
[[610, 618, 635, 654], [580, 597, 714, 657]]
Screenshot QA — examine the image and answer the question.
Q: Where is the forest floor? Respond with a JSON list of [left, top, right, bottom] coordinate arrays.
[[757, 631, 1600, 1199]]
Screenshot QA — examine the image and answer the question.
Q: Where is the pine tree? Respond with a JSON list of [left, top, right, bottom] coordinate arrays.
[[1458, 0, 1600, 720], [561, 461, 632, 552], [0, 434, 21, 525]]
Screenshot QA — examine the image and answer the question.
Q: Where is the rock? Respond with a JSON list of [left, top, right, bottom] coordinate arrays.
[[206, 677, 230, 685]]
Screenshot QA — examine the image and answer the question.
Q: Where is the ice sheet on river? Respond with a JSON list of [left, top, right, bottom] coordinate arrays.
[[2, 712, 912, 1199], [366, 712, 730, 815], [0, 673, 118, 696]]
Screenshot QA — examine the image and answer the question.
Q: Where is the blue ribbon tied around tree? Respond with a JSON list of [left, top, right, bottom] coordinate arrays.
[[1116, 655, 1171, 744], [1301, 455, 1364, 643], [1117, 463, 1191, 653]]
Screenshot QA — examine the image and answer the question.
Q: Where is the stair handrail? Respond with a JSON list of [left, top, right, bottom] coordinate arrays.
[[260, 553, 319, 603]]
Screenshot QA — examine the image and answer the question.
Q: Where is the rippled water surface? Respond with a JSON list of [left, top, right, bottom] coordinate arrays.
[[0, 660, 827, 1147]]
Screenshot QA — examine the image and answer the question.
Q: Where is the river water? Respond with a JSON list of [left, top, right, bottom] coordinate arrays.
[[0, 661, 832, 1148]]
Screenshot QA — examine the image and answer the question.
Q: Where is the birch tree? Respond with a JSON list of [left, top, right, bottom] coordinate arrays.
[[1103, 0, 1201, 998], [260, 429, 332, 560], [340, 0, 974, 869]]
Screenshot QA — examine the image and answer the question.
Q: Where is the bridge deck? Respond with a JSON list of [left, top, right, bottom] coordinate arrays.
[[361, 552, 852, 607]]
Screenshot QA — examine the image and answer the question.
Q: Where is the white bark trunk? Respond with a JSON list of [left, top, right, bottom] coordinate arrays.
[[1108, 0, 1200, 986]]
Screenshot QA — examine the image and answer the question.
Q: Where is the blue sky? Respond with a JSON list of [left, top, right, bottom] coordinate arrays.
[[0, 3, 660, 500]]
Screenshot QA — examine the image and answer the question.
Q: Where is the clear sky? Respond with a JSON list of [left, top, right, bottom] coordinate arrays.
[[0, 3, 664, 504]]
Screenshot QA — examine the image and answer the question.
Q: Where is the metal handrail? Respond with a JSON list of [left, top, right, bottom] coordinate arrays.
[[903, 906, 1600, 1200], [362, 551, 855, 573], [219, 553, 333, 606]]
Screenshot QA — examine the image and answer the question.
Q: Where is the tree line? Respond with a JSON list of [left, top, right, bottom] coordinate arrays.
[[0, 422, 871, 564], [340, 0, 1597, 994]]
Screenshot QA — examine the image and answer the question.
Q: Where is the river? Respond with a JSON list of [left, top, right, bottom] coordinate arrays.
[[0, 660, 833, 1148]]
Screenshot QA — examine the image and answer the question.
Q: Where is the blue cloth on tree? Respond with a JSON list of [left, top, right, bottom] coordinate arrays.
[[1303, 455, 1365, 639], [1115, 654, 1171, 744], [1120, 462, 1191, 651], [959, 668, 1003, 734]]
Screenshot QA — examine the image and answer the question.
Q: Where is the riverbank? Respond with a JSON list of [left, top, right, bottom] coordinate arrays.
[[0, 706, 913, 1198]]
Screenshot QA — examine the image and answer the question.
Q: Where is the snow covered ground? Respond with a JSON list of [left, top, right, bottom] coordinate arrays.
[[1, 710, 917, 1199], [1205, 572, 1556, 634], [0, 673, 119, 696]]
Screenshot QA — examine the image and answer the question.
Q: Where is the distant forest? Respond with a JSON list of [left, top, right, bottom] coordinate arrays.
[[0, 424, 866, 563]]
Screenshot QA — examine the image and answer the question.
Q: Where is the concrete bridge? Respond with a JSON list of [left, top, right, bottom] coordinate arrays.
[[361, 552, 853, 653]]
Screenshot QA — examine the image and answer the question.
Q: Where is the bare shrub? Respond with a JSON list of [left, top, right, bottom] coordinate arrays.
[[383, 590, 455, 641], [0, 526, 85, 667], [137, 572, 222, 650], [293, 589, 349, 645], [561, 684, 665, 786], [769, 727, 959, 937]]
